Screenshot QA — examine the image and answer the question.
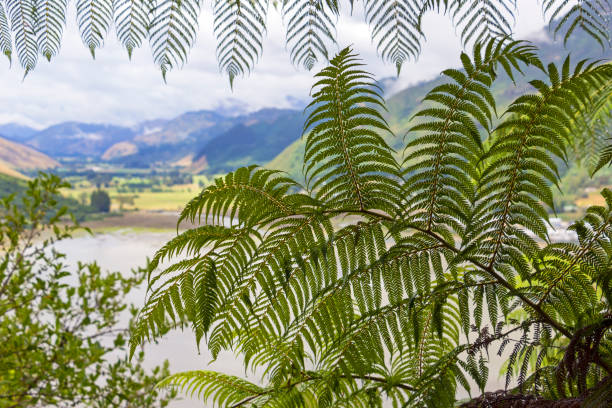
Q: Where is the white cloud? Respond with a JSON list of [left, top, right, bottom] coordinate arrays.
[[0, 0, 553, 128]]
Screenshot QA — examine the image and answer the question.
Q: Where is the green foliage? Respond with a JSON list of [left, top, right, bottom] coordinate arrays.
[[76, 0, 112, 57], [0, 173, 95, 221], [0, 173, 175, 407], [0, 0, 611, 82], [214, 0, 267, 87], [0, 1, 11, 62], [36, 0, 67, 61], [364, 0, 424, 74], [543, 0, 612, 48], [449, 0, 516, 46], [114, 0, 151, 59], [149, 0, 200, 80], [304, 47, 402, 213], [7, 0, 38, 74], [134, 45, 612, 406], [284, 0, 337, 70], [90, 188, 111, 212]]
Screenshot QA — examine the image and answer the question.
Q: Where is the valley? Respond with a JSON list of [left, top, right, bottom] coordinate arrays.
[[1, 25, 611, 229]]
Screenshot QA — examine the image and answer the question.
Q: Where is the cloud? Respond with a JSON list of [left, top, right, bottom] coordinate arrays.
[[0, 0, 551, 128]]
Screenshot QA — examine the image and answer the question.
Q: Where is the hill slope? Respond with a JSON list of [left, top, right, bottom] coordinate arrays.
[[195, 109, 304, 174], [0, 136, 59, 178]]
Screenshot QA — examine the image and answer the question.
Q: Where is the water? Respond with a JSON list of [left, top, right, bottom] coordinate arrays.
[[54, 231, 256, 408]]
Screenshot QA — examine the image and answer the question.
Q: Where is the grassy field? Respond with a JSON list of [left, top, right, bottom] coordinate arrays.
[[64, 184, 200, 211], [62, 174, 213, 212]]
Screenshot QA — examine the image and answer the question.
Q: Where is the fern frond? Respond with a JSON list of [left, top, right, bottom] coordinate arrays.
[[35, 0, 67, 61], [577, 91, 612, 174], [543, 0, 612, 49], [0, 1, 11, 62], [404, 38, 540, 237], [149, 0, 200, 80], [75, 0, 113, 57], [364, 0, 425, 74], [468, 60, 612, 272], [158, 370, 266, 406], [537, 188, 612, 312], [304, 46, 402, 214], [177, 166, 304, 227], [114, 0, 151, 59], [283, 0, 337, 70], [214, 0, 268, 87], [449, 0, 516, 46], [7, 0, 38, 73]]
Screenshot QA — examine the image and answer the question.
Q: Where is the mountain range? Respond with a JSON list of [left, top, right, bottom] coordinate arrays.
[[0, 23, 610, 180], [0, 107, 307, 176]]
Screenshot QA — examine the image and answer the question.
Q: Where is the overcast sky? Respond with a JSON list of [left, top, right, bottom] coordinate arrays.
[[0, 0, 554, 128]]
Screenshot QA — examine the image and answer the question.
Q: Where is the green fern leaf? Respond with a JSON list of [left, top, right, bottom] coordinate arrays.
[[304, 46, 402, 214], [283, 0, 338, 70], [75, 0, 113, 57], [0, 1, 11, 62], [214, 0, 268, 87], [114, 0, 151, 59], [449, 0, 516, 46], [35, 0, 67, 61], [364, 0, 425, 74], [158, 370, 266, 406], [543, 0, 612, 49], [149, 0, 200, 80], [7, 0, 38, 73]]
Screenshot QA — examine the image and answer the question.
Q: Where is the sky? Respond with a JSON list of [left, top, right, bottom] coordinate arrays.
[[0, 0, 554, 128]]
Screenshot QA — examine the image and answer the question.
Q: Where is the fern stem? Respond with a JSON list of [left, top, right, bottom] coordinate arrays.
[[323, 207, 573, 339], [230, 372, 417, 407]]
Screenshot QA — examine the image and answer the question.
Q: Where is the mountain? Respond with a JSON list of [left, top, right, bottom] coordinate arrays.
[[0, 124, 38, 142], [26, 122, 135, 158], [0, 135, 59, 178], [104, 110, 238, 166], [194, 109, 304, 174], [101, 108, 304, 171]]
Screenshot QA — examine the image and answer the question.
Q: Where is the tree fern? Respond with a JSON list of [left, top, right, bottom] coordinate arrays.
[[543, 0, 612, 48], [7, 0, 38, 73], [35, 0, 66, 61], [148, 0, 200, 80], [75, 0, 113, 57], [214, 0, 268, 87], [158, 371, 266, 406], [114, 0, 151, 59], [364, 0, 425, 74], [283, 0, 337, 70], [449, 0, 517, 46], [130, 45, 612, 406], [469, 59, 612, 273], [303, 47, 403, 214], [0, 1, 11, 62], [404, 38, 540, 239]]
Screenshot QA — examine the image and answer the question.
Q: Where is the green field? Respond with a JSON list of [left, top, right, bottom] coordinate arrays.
[[62, 174, 213, 212]]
